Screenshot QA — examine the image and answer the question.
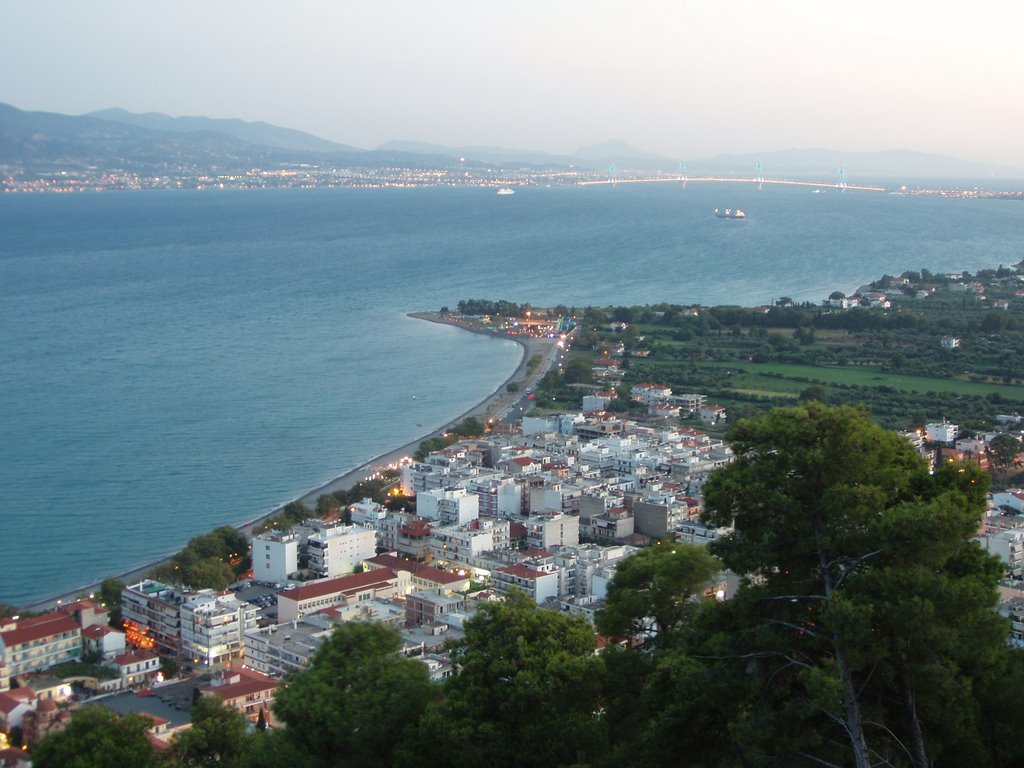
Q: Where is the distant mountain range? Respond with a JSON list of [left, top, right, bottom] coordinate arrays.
[[86, 107, 360, 154], [1, 102, 1020, 181]]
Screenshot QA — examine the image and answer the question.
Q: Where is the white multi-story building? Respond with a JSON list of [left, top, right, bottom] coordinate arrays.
[[529, 484, 582, 515], [252, 531, 299, 583], [180, 592, 259, 667], [467, 475, 523, 519], [306, 523, 377, 578], [0, 613, 82, 681], [925, 422, 959, 444], [979, 529, 1024, 577], [524, 513, 580, 551], [416, 487, 479, 525], [400, 459, 456, 496], [349, 498, 388, 529], [431, 518, 511, 567], [121, 580, 186, 655], [632, 383, 673, 406], [244, 614, 336, 678], [493, 563, 560, 605]]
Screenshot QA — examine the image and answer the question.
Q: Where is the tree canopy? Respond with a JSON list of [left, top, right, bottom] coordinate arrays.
[[31, 707, 154, 768], [698, 402, 1009, 768], [402, 591, 605, 768], [270, 621, 434, 768], [597, 541, 719, 648], [173, 695, 251, 767]]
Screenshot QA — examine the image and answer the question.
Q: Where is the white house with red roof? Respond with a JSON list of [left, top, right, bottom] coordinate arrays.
[[504, 456, 543, 475], [492, 564, 559, 605], [201, 667, 279, 722], [107, 650, 160, 690], [698, 404, 727, 426], [81, 624, 126, 660], [0, 687, 35, 731]]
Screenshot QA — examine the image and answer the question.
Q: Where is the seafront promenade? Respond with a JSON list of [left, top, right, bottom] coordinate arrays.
[[21, 314, 559, 612]]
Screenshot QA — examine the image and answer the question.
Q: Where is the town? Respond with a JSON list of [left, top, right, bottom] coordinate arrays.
[[3, 266, 1024, 766]]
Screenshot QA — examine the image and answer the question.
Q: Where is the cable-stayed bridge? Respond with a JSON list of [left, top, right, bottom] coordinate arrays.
[[581, 162, 885, 192]]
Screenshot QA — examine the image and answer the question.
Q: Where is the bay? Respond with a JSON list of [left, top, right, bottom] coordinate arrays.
[[2, 184, 1021, 604]]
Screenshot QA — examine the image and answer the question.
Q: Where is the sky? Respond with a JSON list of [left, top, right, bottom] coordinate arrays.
[[3, 1, 1024, 167]]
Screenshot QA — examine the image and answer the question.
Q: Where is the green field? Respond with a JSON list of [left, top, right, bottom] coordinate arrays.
[[700, 361, 1024, 399]]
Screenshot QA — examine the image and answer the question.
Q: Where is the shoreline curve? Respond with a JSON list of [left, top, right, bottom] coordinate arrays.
[[20, 313, 557, 612]]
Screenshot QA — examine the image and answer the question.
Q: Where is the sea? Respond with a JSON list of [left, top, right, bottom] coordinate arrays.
[[2, 182, 1023, 605]]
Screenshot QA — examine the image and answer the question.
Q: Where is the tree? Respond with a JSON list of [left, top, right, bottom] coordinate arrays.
[[98, 578, 125, 627], [597, 542, 720, 648], [173, 695, 252, 768], [701, 403, 1007, 768], [316, 494, 341, 518], [988, 433, 1022, 477], [273, 621, 434, 768], [32, 707, 154, 768], [402, 591, 605, 768], [451, 416, 484, 437], [562, 357, 594, 384]]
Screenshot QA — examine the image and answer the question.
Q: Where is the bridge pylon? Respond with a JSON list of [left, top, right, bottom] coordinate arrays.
[[754, 160, 764, 190], [837, 166, 848, 191], [608, 162, 617, 186], [679, 161, 687, 188]]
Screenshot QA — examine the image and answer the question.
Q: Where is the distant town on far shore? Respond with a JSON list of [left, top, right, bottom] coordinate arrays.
[[2, 102, 1023, 194]]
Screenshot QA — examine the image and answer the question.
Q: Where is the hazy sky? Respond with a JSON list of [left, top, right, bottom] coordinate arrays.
[[4, 1, 1023, 166]]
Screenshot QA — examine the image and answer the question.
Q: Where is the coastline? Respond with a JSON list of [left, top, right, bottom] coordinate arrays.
[[21, 313, 557, 612]]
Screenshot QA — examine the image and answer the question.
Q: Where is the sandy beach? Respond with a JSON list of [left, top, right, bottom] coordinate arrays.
[[22, 313, 559, 612]]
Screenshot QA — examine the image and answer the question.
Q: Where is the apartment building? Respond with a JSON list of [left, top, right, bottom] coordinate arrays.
[[0, 613, 81, 681], [180, 592, 259, 666]]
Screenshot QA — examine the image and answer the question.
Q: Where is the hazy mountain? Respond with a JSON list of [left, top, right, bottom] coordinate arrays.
[[87, 108, 361, 154], [573, 139, 675, 171], [0, 103, 446, 175], [4, 102, 1021, 182], [695, 148, 1023, 180], [0, 102, 304, 172]]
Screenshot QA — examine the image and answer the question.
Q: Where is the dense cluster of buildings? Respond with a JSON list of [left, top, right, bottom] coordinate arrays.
[[4, 396, 1024, 759]]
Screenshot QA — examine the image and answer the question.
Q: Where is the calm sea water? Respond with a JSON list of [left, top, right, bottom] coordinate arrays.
[[2, 184, 1022, 604]]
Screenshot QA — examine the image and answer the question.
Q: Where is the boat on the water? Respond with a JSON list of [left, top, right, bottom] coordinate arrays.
[[497, 187, 516, 196], [714, 208, 745, 219]]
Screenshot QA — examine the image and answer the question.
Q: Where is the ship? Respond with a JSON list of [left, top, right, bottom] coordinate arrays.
[[715, 208, 745, 219], [497, 187, 516, 196]]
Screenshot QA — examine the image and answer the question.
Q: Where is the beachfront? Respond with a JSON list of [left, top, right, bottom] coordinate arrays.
[[21, 313, 561, 612]]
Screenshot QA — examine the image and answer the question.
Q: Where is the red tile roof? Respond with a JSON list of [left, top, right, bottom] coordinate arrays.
[[497, 564, 545, 580], [0, 690, 34, 716], [114, 651, 158, 667], [82, 625, 120, 639], [0, 613, 79, 647], [204, 669, 279, 702], [279, 569, 397, 602], [400, 519, 432, 537], [365, 555, 466, 585]]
